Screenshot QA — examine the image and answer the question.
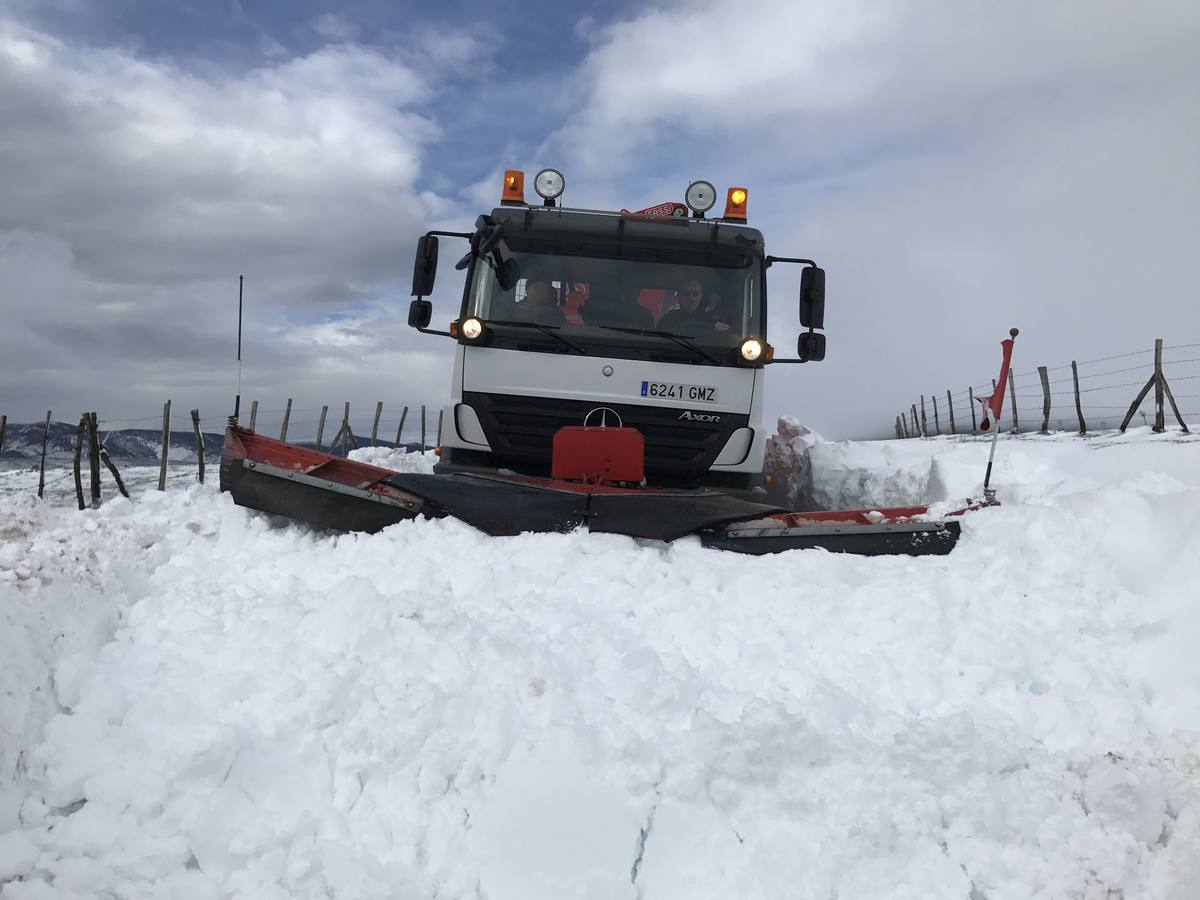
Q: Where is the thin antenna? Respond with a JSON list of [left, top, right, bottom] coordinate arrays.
[[234, 275, 244, 419]]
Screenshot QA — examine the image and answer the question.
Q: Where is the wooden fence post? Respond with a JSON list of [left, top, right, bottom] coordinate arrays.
[[1071, 361, 1086, 434], [420, 405, 427, 451], [1157, 341, 1190, 433], [437, 409, 444, 447], [316, 405, 329, 451], [190, 409, 205, 483], [87, 411, 100, 507], [1038, 366, 1051, 434], [1120, 377, 1156, 432], [946, 390, 956, 434], [894, 416, 903, 439], [280, 398, 292, 441], [932, 395, 941, 435], [1161, 377, 1190, 433], [370, 401, 383, 447], [341, 402, 351, 457], [1007, 371, 1018, 433], [37, 410, 51, 499], [158, 401, 171, 491], [0, 414, 6, 464], [900, 411, 909, 438], [969, 388, 978, 434], [396, 406, 408, 447], [919, 396, 928, 437], [249, 400, 258, 431], [73, 415, 86, 510], [99, 444, 129, 499], [1120, 342, 1161, 433], [1153, 338, 1165, 433], [911, 404, 919, 438]]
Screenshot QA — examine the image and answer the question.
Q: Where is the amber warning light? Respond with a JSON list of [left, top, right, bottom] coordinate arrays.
[[501, 170, 525, 205], [724, 187, 748, 221]]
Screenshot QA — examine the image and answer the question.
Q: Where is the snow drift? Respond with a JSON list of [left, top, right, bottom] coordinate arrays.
[[2, 428, 1199, 899]]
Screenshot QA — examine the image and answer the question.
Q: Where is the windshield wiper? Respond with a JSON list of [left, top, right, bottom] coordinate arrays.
[[487, 320, 586, 354], [597, 325, 722, 366]]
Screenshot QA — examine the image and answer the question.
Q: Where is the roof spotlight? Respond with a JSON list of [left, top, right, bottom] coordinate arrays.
[[534, 168, 565, 205], [685, 180, 717, 217]]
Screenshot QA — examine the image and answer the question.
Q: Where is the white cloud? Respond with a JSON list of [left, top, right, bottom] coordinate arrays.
[[0, 19, 442, 288], [311, 13, 360, 43], [0, 16, 467, 422], [554, 1, 1200, 175]]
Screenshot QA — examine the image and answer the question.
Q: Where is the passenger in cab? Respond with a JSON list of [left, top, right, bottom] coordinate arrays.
[[656, 278, 709, 333], [517, 279, 567, 327]]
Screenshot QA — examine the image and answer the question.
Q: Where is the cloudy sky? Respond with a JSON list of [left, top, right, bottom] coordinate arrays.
[[2, 0, 1198, 439]]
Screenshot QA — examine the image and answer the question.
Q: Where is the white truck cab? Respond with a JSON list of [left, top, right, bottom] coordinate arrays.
[[408, 172, 826, 497]]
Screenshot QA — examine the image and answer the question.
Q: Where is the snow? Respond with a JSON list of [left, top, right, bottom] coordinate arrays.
[[2, 431, 1199, 898], [346, 446, 438, 474]]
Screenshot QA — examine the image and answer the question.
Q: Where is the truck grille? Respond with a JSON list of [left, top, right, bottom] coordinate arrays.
[[463, 392, 748, 486]]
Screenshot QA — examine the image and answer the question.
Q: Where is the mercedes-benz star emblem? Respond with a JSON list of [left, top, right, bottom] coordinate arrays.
[[602, 365, 614, 377]]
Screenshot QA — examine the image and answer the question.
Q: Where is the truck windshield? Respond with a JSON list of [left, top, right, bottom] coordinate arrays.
[[465, 250, 762, 363]]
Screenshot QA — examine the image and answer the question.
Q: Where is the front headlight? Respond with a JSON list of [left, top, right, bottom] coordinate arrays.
[[460, 316, 485, 342], [738, 338, 764, 362]]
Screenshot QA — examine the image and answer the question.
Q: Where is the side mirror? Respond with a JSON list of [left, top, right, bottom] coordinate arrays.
[[799, 266, 825, 329], [408, 299, 432, 330], [411, 235, 439, 297], [797, 331, 826, 362]]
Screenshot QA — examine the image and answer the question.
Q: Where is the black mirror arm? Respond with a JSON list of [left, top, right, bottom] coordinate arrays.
[[764, 256, 817, 268], [416, 326, 453, 337]]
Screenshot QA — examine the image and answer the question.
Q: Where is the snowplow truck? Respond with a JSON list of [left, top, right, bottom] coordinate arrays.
[[220, 170, 964, 554]]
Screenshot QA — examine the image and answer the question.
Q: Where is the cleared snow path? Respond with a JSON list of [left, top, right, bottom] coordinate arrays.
[[2, 435, 1199, 899]]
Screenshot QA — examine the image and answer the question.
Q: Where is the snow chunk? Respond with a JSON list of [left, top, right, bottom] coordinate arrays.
[[347, 445, 438, 473]]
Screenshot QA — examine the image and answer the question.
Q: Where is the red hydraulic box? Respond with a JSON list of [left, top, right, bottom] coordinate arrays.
[[551, 425, 645, 484]]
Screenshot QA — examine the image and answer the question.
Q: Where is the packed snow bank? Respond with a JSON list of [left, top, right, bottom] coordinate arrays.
[[346, 446, 438, 473], [2, 434, 1199, 899], [762, 416, 821, 508], [809, 425, 1200, 510]]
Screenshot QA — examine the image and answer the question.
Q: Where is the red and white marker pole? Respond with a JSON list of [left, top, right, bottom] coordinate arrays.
[[976, 327, 1019, 500]]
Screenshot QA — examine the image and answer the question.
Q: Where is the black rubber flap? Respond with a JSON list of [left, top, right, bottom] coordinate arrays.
[[588, 492, 784, 541], [383, 473, 586, 536], [382, 473, 782, 540], [702, 521, 960, 557]]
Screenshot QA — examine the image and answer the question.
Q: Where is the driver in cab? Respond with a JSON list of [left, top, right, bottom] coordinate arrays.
[[515, 279, 567, 327], [656, 279, 708, 333]]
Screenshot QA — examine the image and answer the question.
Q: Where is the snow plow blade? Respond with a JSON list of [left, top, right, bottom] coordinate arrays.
[[219, 425, 426, 533], [220, 426, 965, 556]]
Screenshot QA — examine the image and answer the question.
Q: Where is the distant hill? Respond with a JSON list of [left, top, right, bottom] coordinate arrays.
[[0, 421, 422, 467]]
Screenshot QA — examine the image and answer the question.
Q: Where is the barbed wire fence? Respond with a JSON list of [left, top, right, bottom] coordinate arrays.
[[894, 339, 1195, 439], [0, 399, 445, 507]]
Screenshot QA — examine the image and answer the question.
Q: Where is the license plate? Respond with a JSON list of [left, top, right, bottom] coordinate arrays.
[[640, 381, 719, 402]]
